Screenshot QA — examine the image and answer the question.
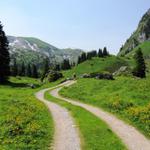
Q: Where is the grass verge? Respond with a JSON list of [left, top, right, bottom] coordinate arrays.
[[0, 77, 57, 150], [60, 76, 150, 138], [45, 89, 127, 150]]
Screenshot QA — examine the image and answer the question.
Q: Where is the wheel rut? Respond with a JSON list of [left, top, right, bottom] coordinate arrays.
[[50, 80, 150, 150], [35, 81, 81, 150]]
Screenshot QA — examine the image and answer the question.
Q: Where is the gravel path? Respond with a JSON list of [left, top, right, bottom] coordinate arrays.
[[50, 80, 150, 150], [35, 81, 81, 150]]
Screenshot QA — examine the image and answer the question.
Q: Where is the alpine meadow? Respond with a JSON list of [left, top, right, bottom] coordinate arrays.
[[0, 1, 150, 150]]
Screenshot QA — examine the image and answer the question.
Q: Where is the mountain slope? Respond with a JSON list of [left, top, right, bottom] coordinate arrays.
[[126, 41, 150, 58], [8, 36, 83, 66], [118, 9, 150, 56]]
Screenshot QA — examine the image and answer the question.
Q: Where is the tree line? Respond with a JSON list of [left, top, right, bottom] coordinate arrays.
[[11, 58, 38, 78], [0, 22, 10, 83], [0, 21, 111, 84], [0, 20, 147, 83], [77, 47, 109, 64]]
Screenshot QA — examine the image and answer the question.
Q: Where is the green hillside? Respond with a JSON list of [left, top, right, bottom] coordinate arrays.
[[60, 76, 150, 138], [59, 53, 150, 138], [125, 41, 150, 71], [118, 9, 150, 56], [63, 56, 129, 78], [126, 41, 150, 58]]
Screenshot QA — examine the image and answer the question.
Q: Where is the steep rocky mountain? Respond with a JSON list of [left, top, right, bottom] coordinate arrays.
[[8, 36, 83, 66], [118, 9, 150, 56]]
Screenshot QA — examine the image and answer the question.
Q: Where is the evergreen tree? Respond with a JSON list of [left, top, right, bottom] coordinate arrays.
[[98, 49, 103, 57], [77, 56, 81, 64], [87, 52, 92, 60], [54, 64, 60, 71], [86, 50, 97, 60], [61, 59, 71, 70], [0, 22, 10, 83], [72, 62, 76, 67], [103, 47, 109, 57], [41, 58, 49, 82], [91, 50, 97, 57], [32, 64, 38, 78], [26, 64, 32, 77], [12, 58, 18, 76], [19, 62, 25, 76], [81, 52, 87, 62], [133, 48, 146, 78]]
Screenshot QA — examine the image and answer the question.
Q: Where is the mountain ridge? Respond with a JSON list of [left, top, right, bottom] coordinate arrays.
[[8, 35, 83, 66], [118, 9, 150, 56]]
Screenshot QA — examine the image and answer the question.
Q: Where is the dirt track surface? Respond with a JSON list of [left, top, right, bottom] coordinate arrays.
[[35, 81, 81, 150], [50, 80, 150, 150]]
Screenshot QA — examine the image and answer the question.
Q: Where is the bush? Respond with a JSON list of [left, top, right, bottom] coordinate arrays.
[[47, 70, 63, 82], [108, 99, 134, 112], [127, 104, 150, 136], [81, 72, 114, 80]]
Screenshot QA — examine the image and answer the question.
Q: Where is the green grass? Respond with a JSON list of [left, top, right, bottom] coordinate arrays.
[[60, 76, 150, 138], [63, 56, 129, 78], [127, 41, 150, 71], [0, 77, 57, 150], [127, 41, 150, 58], [45, 90, 127, 150]]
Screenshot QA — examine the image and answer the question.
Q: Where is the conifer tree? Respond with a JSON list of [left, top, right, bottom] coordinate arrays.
[[103, 47, 109, 57], [41, 58, 49, 82], [87, 52, 92, 60], [54, 64, 60, 71], [19, 62, 25, 76], [0, 22, 10, 83], [77, 56, 81, 64], [133, 48, 146, 78], [91, 50, 97, 57], [12, 58, 18, 76], [98, 49, 103, 57], [26, 64, 32, 77], [61, 59, 71, 70], [32, 64, 38, 78], [81, 52, 87, 62]]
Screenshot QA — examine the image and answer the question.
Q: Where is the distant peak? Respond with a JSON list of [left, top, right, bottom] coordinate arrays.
[[147, 8, 150, 15]]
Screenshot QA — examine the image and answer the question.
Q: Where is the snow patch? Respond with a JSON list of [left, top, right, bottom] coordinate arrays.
[[25, 40, 37, 51], [9, 39, 20, 47]]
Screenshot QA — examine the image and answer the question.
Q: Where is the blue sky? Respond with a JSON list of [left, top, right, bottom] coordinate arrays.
[[0, 0, 149, 54]]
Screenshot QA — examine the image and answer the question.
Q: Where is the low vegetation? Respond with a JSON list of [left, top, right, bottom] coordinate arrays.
[[60, 76, 150, 137], [126, 41, 150, 58], [47, 70, 63, 82], [0, 77, 54, 150]]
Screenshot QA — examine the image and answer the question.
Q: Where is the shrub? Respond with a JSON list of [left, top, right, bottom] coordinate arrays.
[[108, 99, 134, 112], [127, 104, 150, 136], [47, 70, 63, 82], [90, 72, 114, 80]]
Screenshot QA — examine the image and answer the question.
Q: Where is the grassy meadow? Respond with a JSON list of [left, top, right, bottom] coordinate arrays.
[[60, 76, 150, 138], [63, 56, 130, 78], [0, 77, 55, 150], [1, 54, 150, 149]]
